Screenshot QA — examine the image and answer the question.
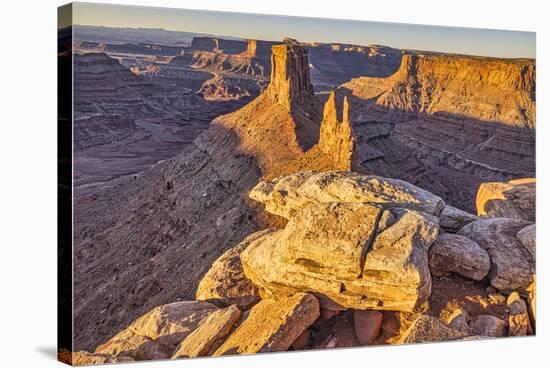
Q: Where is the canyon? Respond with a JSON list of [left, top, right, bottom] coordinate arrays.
[[69, 26, 536, 360]]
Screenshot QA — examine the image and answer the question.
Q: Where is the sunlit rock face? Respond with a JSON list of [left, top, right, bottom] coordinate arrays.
[[266, 44, 316, 109], [338, 53, 535, 212]]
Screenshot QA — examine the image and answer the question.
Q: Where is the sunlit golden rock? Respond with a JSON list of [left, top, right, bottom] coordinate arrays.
[[213, 293, 319, 355], [172, 305, 241, 358], [249, 170, 445, 220], [196, 229, 278, 309], [241, 202, 438, 312]]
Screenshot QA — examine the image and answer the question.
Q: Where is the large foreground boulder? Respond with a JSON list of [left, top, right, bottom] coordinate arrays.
[[458, 218, 534, 291], [241, 202, 439, 312], [428, 233, 490, 280], [249, 170, 445, 219], [213, 293, 320, 355], [476, 178, 535, 221], [196, 228, 277, 309]]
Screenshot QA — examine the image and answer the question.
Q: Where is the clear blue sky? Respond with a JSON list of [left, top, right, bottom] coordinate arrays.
[[73, 2, 535, 59]]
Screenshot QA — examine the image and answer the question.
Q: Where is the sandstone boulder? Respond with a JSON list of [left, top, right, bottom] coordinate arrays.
[[517, 224, 536, 260], [439, 205, 478, 233], [196, 229, 277, 309], [213, 293, 319, 355], [476, 178, 535, 221], [507, 292, 532, 336], [398, 315, 468, 344], [95, 301, 220, 360], [241, 203, 438, 312], [458, 218, 534, 291], [354, 310, 383, 345], [249, 170, 445, 219], [428, 233, 490, 280], [469, 315, 507, 337], [172, 305, 241, 358]]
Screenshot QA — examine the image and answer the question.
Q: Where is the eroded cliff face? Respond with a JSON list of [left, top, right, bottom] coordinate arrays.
[[337, 53, 535, 212], [266, 44, 316, 109], [342, 53, 535, 128]]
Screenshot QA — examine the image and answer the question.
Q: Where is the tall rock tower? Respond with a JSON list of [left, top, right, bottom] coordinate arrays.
[[266, 44, 316, 110], [317, 91, 356, 170]]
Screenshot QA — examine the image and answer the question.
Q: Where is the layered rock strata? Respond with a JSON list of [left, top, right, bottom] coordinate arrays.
[[242, 171, 441, 311], [249, 170, 445, 219], [338, 53, 535, 212]]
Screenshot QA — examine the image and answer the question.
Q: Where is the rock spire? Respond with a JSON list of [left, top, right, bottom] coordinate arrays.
[[317, 91, 356, 170], [266, 44, 315, 110]]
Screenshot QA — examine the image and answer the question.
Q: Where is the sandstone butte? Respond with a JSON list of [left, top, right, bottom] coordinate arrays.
[[67, 40, 536, 364]]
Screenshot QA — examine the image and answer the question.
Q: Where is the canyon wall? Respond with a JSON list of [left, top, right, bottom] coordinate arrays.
[[338, 53, 535, 211], [342, 53, 535, 127]]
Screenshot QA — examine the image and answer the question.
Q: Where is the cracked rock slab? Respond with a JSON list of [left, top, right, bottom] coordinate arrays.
[[249, 170, 445, 219], [476, 178, 535, 221], [241, 203, 438, 312], [172, 305, 241, 358], [440, 205, 478, 233], [94, 301, 220, 360], [213, 293, 320, 355]]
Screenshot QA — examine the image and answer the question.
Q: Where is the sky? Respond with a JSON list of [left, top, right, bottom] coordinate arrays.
[[72, 2, 535, 59]]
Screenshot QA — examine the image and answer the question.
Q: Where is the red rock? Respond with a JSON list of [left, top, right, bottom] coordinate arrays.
[[291, 329, 311, 351], [320, 308, 341, 320], [354, 310, 383, 345]]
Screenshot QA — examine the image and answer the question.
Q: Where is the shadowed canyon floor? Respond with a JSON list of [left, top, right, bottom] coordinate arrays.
[[69, 28, 535, 359]]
